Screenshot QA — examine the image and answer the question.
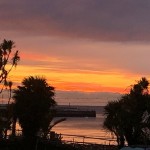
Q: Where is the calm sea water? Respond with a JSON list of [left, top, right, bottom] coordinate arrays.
[[52, 106, 116, 145], [14, 105, 116, 145]]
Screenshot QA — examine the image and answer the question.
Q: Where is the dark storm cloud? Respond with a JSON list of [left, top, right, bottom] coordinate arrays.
[[1, 0, 150, 41]]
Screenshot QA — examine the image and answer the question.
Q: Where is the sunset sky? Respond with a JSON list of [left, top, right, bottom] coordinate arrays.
[[1, 0, 150, 105]]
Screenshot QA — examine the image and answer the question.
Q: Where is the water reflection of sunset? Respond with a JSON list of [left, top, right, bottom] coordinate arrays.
[[52, 114, 116, 145]]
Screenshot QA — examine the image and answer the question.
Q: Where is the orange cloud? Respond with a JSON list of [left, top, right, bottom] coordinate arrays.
[[53, 81, 125, 93], [8, 64, 143, 93]]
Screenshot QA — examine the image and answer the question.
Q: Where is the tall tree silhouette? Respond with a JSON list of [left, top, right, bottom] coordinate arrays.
[[0, 39, 20, 139], [13, 76, 56, 138], [0, 39, 20, 92], [104, 77, 150, 147], [104, 100, 125, 147]]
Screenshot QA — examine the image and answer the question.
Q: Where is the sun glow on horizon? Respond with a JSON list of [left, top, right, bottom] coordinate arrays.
[[7, 64, 144, 94]]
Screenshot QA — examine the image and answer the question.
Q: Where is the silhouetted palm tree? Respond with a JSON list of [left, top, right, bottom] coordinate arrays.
[[104, 77, 150, 147], [13, 76, 56, 138], [104, 100, 125, 148]]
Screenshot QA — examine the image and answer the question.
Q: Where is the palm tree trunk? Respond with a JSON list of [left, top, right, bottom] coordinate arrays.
[[12, 117, 17, 137]]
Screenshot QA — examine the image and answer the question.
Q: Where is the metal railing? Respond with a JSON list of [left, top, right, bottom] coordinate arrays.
[[12, 130, 117, 146], [45, 132, 117, 145]]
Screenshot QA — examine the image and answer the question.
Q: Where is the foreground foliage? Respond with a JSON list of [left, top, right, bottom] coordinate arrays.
[[0, 138, 76, 150], [104, 77, 150, 147], [0, 138, 118, 150]]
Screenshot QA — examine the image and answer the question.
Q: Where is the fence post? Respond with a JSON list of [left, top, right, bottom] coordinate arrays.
[[83, 137, 85, 145]]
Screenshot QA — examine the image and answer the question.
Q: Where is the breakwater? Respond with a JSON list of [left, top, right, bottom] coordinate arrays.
[[56, 110, 96, 117], [0, 104, 100, 117], [54, 105, 97, 117]]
